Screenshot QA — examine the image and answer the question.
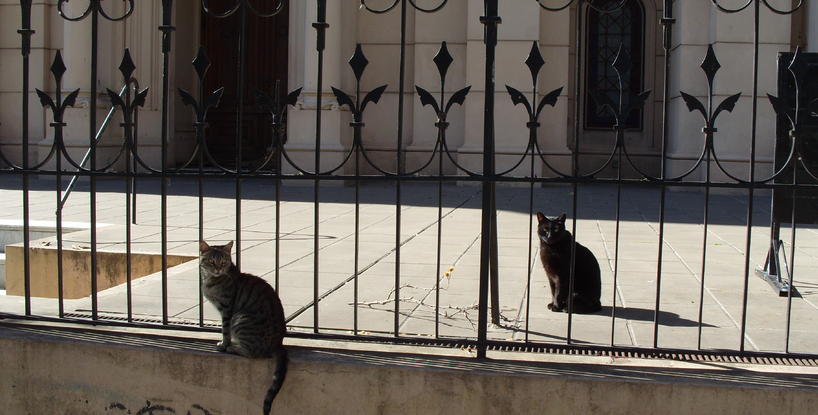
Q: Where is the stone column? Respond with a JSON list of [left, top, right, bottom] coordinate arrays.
[[0, 1, 50, 167], [284, 0, 353, 174]]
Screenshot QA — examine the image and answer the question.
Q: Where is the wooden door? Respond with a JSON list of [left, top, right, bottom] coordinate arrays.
[[201, 1, 289, 168]]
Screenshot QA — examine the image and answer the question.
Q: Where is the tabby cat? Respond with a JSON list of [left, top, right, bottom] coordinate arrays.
[[537, 213, 602, 314], [200, 241, 288, 415]]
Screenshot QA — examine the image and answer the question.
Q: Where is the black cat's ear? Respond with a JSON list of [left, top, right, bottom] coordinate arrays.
[[199, 240, 210, 254], [558, 213, 566, 222], [536, 212, 546, 223], [224, 241, 234, 253]]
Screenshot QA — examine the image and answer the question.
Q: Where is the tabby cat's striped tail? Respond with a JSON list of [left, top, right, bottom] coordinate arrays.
[[262, 346, 288, 415]]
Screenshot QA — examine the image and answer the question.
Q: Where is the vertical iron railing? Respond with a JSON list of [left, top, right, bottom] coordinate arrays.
[[1, 0, 817, 363]]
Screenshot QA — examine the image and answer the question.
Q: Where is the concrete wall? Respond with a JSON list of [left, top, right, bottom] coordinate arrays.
[[2, 322, 818, 415]]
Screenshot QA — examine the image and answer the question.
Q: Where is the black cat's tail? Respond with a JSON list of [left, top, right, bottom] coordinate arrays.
[[263, 346, 288, 415]]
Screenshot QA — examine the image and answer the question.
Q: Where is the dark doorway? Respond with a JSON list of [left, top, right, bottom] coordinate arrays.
[[201, 1, 289, 168]]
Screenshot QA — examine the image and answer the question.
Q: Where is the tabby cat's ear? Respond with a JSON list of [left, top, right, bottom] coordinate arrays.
[[558, 213, 566, 222], [536, 212, 546, 223], [199, 240, 210, 254], [224, 240, 234, 253]]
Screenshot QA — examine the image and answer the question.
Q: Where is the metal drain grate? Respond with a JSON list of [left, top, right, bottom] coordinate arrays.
[[55, 313, 818, 367]]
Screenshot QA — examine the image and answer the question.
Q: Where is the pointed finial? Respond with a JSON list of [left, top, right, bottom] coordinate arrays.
[[349, 44, 369, 82], [434, 41, 454, 80], [701, 44, 721, 86], [50, 51, 67, 83], [525, 42, 545, 84], [192, 46, 211, 81], [118, 49, 136, 81]]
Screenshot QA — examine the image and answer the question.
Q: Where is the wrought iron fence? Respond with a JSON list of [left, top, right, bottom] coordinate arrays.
[[2, 0, 818, 362]]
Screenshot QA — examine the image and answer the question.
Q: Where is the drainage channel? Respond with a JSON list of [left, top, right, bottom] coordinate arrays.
[[57, 312, 818, 367]]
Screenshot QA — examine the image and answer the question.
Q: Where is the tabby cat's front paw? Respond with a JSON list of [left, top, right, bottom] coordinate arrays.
[[216, 341, 228, 352]]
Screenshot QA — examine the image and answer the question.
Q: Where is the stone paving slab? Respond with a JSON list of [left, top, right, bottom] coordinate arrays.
[[0, 177, 816, 355]]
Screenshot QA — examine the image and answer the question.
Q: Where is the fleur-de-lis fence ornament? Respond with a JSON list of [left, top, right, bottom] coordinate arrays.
[[178, 47, 226, 172], [590, 45, 652, 164], [35, 52, 80, 172], [35, 51, 82, 318], [679, 44, 742, 182], [107, 49, 150, 166], [415, 41, 472, 175], [331, 44, 388, 174], [506, 41, 564, 177], [256, 82, 302, 172]]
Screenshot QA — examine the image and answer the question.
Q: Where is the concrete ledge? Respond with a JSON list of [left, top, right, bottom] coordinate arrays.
[[1, 321, 817, 414]]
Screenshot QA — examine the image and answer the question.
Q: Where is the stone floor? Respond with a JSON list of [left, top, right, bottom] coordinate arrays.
[[0, 176, 816, 355]]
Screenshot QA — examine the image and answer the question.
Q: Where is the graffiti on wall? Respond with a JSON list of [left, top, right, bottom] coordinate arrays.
[[107, 401, 215, 415]]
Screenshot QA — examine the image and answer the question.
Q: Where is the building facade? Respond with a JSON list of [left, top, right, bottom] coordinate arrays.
[[0, 0, 815, 180]]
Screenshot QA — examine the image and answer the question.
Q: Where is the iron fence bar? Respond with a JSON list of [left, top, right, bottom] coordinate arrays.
[[489, 187, 500, 325], [566, 0, 586, 346], [89, 4, 100, 321], [159, 0, 175, 325], [653, 0, 675, 349], [18, 0, 34, 316], [354, 133, 361, 335], [56, 96, 65, 319], [14, 167, 818, 189], [125, 82, 133, 323], [738, 0, 761, 353], [698, 146, 712, 350], [313, 0, 328, 334], [234, 1, 248, 269], [36, 52, 76, 319], [20, 167, 818, 188], [785, 184, 796, 353], [477, 0, 500, 359], [610, 140, 623, 346], [199, 123, 205, 328], [131, 83, 139, 226], [393, 0, 408, 339], [435, 131, 443, 339]]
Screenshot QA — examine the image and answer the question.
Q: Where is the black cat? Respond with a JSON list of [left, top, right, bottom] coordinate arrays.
[[537, 213, 602, 314]]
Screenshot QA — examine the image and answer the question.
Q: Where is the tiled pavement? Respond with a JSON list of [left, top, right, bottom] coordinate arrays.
[[1, 177, 816, 354]]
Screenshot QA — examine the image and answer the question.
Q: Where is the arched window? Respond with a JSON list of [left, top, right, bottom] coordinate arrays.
[[585, 0, 645, 130]]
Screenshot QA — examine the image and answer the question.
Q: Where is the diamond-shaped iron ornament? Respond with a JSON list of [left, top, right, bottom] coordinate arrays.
[[788, 47, 808, 88], [701, 44, 721, 86], [50, 50, 67, 83], [192, 46, 211, 81], [119, 49, 136, 81], [349, 44, 369, 82], [525, 41, 545, 84], [434, 41, 454, 80], [611, 44, 628, 81]]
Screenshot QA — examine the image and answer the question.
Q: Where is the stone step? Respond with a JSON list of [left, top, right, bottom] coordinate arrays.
[[4, 224, 198, 299]]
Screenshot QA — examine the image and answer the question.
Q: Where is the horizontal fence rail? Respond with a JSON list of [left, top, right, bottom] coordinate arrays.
[[1, 0, 817, 362]]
